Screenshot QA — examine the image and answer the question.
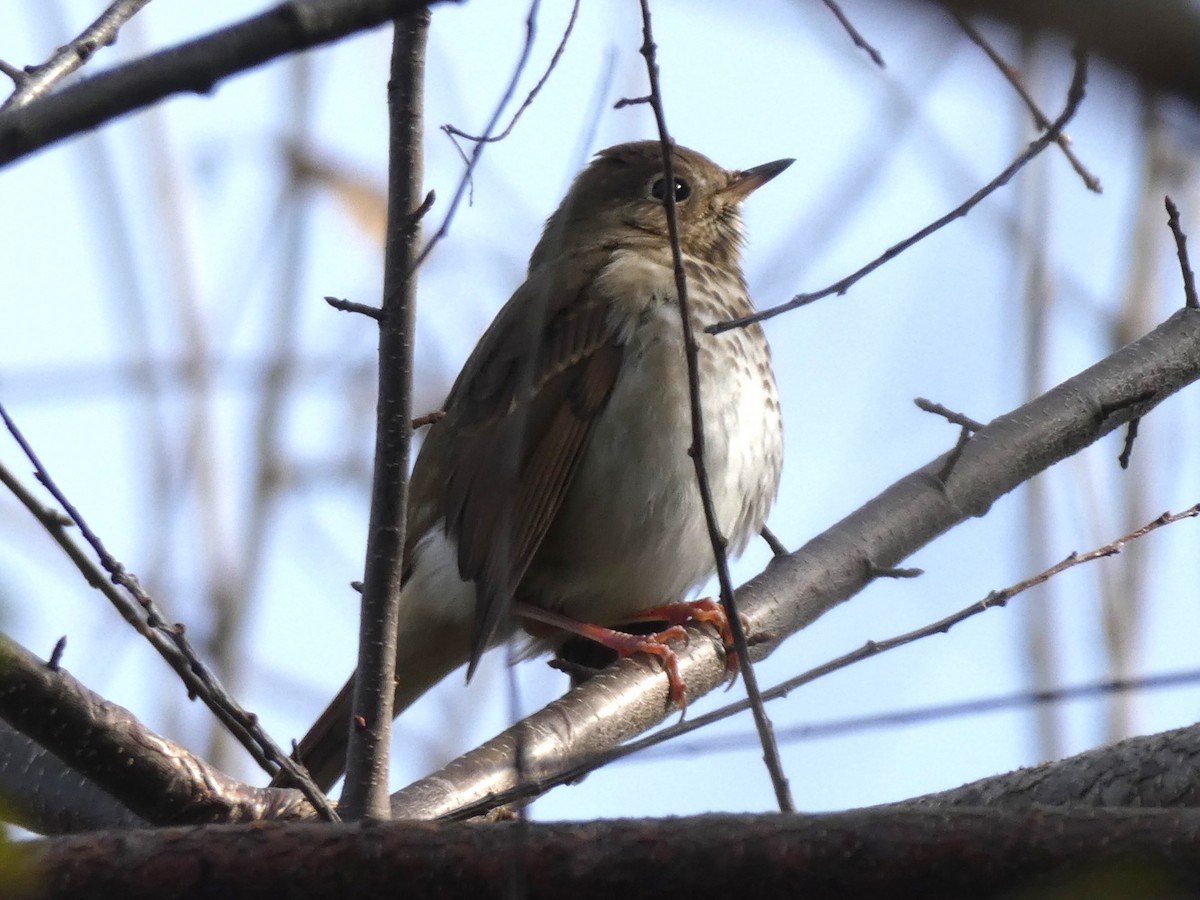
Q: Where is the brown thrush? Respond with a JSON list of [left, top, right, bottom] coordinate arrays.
[[288, 141, 790, 791]]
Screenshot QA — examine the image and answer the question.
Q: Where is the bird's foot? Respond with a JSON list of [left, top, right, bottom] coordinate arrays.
[[623, 598, 746, 676]]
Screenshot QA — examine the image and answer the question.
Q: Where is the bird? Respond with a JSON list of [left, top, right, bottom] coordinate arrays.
[[284, 141, 790, 792]]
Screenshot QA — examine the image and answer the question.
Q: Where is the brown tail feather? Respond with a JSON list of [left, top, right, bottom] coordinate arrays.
[[272, 620, 473, 793]]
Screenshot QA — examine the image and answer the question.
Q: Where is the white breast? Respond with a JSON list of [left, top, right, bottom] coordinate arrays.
[[525, 249, 783, 625]]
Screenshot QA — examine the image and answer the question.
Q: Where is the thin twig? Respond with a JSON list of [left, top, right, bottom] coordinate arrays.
[[0, 405, 338, 821], [914, 397, 985, 432], [443, 0, 580, 144], [952, 11, 1099, 193], [414, 0, 544, 270], [710, 45, 1090, 334], [1165, 195, 1200, 310], [818, 0, 885, 68], [760, 525, 788, 557], [633, 0, 793, 814], [2, 0, 155, 112], [340, 8, 429, 821], [641, 668, 1200, 758], [325, 295, 383, 320], [1118, 417, 1140, 470]]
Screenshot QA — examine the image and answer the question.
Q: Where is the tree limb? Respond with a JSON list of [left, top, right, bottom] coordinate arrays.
[[0, 0, 442, 167], [388, 307, 1200, 819]]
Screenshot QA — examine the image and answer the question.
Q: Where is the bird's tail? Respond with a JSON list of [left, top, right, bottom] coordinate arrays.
[[272, 618, 473, 794]]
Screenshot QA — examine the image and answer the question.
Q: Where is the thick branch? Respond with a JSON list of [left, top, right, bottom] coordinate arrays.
[[389, 307, 1200, 819], [0, 632, 312, 832], [13, 808, 1200, 899], [0, 0, 440, 167]]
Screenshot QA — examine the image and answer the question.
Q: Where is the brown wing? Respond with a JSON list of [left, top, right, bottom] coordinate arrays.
[[432, 260, 623, 677]]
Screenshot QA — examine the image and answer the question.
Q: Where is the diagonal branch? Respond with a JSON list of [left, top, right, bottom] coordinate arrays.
[[387, 306, 1200, 819], [711, 44, 1088, 333], [0, 0, 439, 167], [1, 0, 154, 111], [0, 631, 313, 833], [0, 409, 337, 820]]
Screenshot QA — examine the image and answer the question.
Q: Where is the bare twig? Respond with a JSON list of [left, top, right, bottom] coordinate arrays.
[[1165, 195, 1200, 310], [325, 295, 383, 320], [914, 397, 985, 432], [819, 0, 885, 68], [0, 405, 338, 821], [442, 0, 580, 144], [414, 0, 543, 270], [952, 11, 1099, 192], [2, 0, 154, 112], [710, 45, 1090, 334], [760, 525, 788, 557], [340, 8, 429, 821], [632, 0, 793, 814], [1118, 417, 1140, 469], [643, 668, 1200, 757]]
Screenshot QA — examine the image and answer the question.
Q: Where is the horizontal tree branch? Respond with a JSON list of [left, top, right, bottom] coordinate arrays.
[[13, 807, 1200, 899], [388, 306, 1200, 819], [0, 0, 441, 167]]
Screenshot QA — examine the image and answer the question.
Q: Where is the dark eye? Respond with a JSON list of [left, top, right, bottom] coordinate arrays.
[[650, 177, 692, 202]]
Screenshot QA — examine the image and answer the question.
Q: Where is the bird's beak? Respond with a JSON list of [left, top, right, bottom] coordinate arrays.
[[724, 157, 795, 199]]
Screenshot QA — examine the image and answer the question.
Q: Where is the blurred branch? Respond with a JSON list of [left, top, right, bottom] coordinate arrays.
[[929, 0, 1200, 107], [0, 407, 338, 821], [951, 11, 1099, 191], [0, 632, 313, 833], [818, 0, 885, 67], [0, 0, 439, 167], [416, 0, 545, 268], [0, 0, 154, 111], [388, 306, 1200, 819], [340, 8, 429, 821]]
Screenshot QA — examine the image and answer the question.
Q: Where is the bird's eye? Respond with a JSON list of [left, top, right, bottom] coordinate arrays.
[[649, 177, 692, 202]]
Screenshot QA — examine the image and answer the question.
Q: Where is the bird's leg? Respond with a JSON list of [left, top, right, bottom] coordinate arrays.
[[512, 601, 689, 707]]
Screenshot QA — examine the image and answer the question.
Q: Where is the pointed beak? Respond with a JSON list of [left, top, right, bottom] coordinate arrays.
[[724, 157, 794, 200]]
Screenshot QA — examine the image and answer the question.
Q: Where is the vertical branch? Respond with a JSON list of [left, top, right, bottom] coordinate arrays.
[[339, 9, 429, 820], [633, 0, 794, 814]]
